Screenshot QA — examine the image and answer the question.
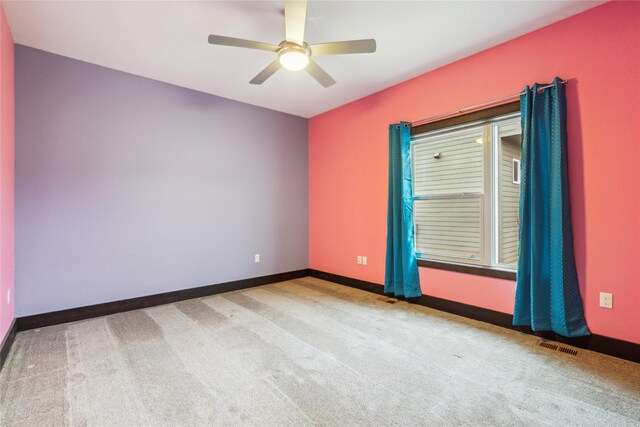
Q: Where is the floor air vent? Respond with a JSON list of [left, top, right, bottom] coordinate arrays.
[[557, 346, 580, 357], [538, 341, 559, 351], [537, 340, 581, 357]]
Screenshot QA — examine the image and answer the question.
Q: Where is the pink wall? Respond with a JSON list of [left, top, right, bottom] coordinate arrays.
[[309, 1, 640, 344], [0, 4, 15, 341]]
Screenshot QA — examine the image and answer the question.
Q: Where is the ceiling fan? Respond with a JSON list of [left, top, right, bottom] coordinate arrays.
[[207, 0, 376, 88]]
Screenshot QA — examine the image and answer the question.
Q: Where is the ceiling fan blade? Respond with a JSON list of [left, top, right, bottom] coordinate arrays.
[[285, 0, 307, 45], [306, 60, 336, 88], [208, 35, 278, 52], [311, 39, 377, 56], [249, 59, 282, 85]]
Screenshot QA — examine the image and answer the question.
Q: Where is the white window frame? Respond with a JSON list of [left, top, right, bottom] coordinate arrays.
[[411, 112, 521, 272]]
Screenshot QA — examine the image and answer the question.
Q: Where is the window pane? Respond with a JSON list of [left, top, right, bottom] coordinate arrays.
[[497, 120, 521, 266], [415, 197, 483, 260], [413, 127, 485, 196]]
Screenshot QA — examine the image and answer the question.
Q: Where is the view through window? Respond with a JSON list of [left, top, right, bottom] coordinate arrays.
[[411, 113, 521, 270]]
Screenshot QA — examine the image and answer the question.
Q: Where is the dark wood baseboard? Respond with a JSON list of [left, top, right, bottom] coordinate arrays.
[[309, 270, 387, 297], [513, 328, 640, 364], [1, 318, 17, 372], [308, 269, 640, 364], [9, 268, 639, 367], [308, 269, 513, 327], [17, 269, 310, 332]]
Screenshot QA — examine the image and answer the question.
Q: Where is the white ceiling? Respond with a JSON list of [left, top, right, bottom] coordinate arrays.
[[4, 0, 602, 118]]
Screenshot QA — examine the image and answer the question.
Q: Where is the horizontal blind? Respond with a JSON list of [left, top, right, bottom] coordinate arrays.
[[415, 197, 483, 260], [413, 127, 484, 195]]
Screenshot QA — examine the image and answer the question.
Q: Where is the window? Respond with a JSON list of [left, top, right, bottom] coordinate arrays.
[[411, 111, 521, 272], [512, 159, 521, 185]]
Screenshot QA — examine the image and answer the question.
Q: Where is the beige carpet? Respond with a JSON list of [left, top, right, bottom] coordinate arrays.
[[1, 277, 639, 426]]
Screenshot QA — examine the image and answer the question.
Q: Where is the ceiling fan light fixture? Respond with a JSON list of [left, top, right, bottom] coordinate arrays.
[[278, 43, 310, 71], [207, 0, 376, 87]]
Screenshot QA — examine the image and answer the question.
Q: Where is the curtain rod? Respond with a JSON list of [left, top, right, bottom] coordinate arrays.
[[411, 80, 567, 127]]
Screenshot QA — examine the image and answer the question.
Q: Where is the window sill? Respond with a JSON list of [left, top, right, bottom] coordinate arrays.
[[417, 259, 516, 281]]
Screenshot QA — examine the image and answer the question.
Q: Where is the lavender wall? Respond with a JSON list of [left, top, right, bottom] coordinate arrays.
[[15, 45, 308, 316]]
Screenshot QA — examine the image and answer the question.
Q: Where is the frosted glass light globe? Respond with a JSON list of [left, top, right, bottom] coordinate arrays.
[[279, 49, 309, 71]]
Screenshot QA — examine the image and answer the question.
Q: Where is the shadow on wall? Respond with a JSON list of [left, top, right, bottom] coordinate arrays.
[[565, 78, 587, 317]]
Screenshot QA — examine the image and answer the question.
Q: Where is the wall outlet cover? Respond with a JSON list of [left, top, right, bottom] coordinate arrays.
[[599, 292, 613, 309]]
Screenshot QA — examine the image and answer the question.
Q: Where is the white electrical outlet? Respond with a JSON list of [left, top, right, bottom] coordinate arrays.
[[599, 292, 613, 309], [362, 256, 367, 265], [357, 256, 362, 264], [254, 254, 260, 263]]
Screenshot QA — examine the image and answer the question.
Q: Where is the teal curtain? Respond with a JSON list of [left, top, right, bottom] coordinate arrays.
[[513, 77, 589, 337], [384, 122, 421, 298]]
